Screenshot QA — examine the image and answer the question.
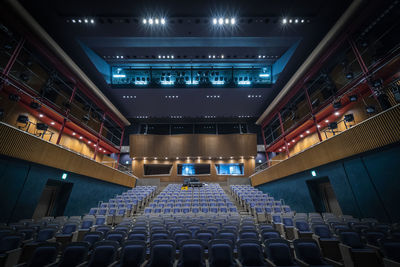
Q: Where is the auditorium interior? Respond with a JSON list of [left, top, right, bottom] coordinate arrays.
[[0, 0, 399, 266]]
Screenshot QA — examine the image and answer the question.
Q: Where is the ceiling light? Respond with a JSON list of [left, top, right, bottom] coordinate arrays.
[[301, 19, 304, 23], [143, 19, 147, 24], [39, 114, 44, 118], [158, 55, 161, 58], [84, 19, 88, 23], [282, 18, 287, 24], [155, 18, 159, 24], [90, 19, 94, 24], [289, 19, 292, 23], [72, 19, 76, 23], [317, 125, 321, 128], [295, 19, 298, 23], [161, 18, 166, 25], [79, 136, 83, 139], [176, 157, 179, 160], [225, 18, 229, 24], [171, 55, 174, 59], [154, 157, 157, 160], [165, 157, 168, 160], [292, 140, 295, 143], [218, 18, 224, 25], [300, 134, 304, 138], [167, 55, 170, 58], [149, 18, 153, 25], [208, 55, 211, 58], [231, 18, 236, 24], [306, 130, 310, 134], [221, 55, 224, 58], [258, 55, 261, 58], [213, 18, 217, 25], [88, 141, 91, 144], [212, 55, 215, 58], [78, 19, 82, 23], [335, 112, 340, 116], [219, 157, 222, 159], [72, 132, 76, 136], [50, 122, 55, 125], [325, 120, 329, 123]]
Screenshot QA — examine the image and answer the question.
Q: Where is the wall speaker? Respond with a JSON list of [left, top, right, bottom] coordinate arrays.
[[344, 114, 354, 122], [329, 122, 338, 130], [17, 114, 29, 123], [36, 123, 48, 131]]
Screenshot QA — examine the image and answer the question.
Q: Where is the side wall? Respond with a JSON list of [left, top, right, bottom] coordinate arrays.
[[255, 144, 400, 223], [0, 155, 130, 223]]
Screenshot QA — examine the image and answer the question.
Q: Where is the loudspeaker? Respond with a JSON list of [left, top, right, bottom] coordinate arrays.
[[17, 114, 29, 123], [329, 122, 338, 130], [30, 101, 41, 110], [333, 101, 342, 109], [344, 114, 354, 122]]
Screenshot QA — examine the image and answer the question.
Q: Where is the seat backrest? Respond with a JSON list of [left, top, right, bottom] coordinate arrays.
[[62, 223, 77, 234], [120, 240, 146, 267], [0, 234, 23, 253], [106, 231, 127, 244], [293, 239, 325, 265], [313, 224, 332, 238], [265, 238, 295, 266], [83, 231, 104, 247], [179, 240, 205, 267], [208, 239, 234, 267], [148, 240, 176, 267], [27, 242, 59, 267], [81, 220, 94, 229], [217, 230, 237, 244], [339, 231, 365, 248], [237, 239, 265, 266], [362, 230, 387, 246], [295, 220, 310, 231], [173, 230, 192, 248], [58, 242, 90, 267], [36, 228, 56, 242], [261, 229, 281, 241], [128, 230, 147, 241], [151, 230, 170, 242], [88, 240, 119, 267], [239, 230, 258, 240]]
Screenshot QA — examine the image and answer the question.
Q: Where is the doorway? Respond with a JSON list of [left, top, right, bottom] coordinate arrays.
[[32, 179, 73, 219], [307, 177, 342, 216]]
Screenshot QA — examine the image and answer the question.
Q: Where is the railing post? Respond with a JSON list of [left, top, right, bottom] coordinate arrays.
[[93, 113, 106, 161], [116, 127, 125, 169], [304, 87, 323, 142], [1, 38, 25, 91], [260, 125, 270, 167], [278, 112, 290, 157], [56, 85, 77, 145]]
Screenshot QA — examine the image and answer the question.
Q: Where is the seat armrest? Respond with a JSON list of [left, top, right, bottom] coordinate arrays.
[[265, 258, 277, 267], [295, 257, 310, 267], [76, 261, 88, 267], [44, 260, 58, 267], [383, 258, 400, 267], [139, 259, 148, 267], [366, 244, 380, 250], [4, 247, 22, 267], [235, 258, 243, 267], [324, 257, 344, 267], [108, 260, 118, 267]]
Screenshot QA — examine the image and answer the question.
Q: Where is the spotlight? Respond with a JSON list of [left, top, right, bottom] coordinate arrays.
[[88, 141, 91, 144], [155, 18, 159, 24], [344, 114, 354, 122], [225, 18, 229, 24], [230, 18, 236, 24], [149, 18, 153, 25], [282, 18, 287, 24], [333, 101, 342, 109], [300, 134, 304, 138], [349, 94, 358, 102], [295, 19, 298, 23], [218, 18, 224, 25], [90, 19, 94, 24], [39, 114, 44, 118], [143, 18, 147, 24], [325, 120, 329, 123], [84, 19, 88, 23], [221, 55, 224, 58], [306, 130, 310, 134], [346, 72, 354, 79], [335, 112, 340, 116], [78, 19, 82, 23], [366, 106, 376, 114], [289, 19, 292, 23], [72, 19, 76, 23], [301, 19, 304, 23], [213, 18, 217, 25], [30, 101, 41, 110], [161, 18, 166, 24], [50, 121, 55, 125], [72, 132, 76, 136], [79, 136, 83, 139]]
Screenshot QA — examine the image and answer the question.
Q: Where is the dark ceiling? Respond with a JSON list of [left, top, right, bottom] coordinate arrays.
[[19, 0, 352, 123]]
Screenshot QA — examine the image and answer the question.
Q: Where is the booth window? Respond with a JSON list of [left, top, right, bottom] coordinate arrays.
[[177, 164, 210, 175]]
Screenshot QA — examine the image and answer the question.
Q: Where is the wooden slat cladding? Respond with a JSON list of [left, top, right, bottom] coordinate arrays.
[[251, 104, 400, 186], [130, 134, 257, 158], [0, 123, 135, 187]]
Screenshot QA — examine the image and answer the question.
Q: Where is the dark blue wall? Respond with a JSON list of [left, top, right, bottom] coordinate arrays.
[[0, 155, 131, 223], [255, 144, 400, 223]]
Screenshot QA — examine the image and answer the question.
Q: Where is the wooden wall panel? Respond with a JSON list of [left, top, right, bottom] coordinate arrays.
[[0, 122, 136, 187], [251, 104, 400, 186], [132, 158, 255, 182], [130, 134, 257, 158]]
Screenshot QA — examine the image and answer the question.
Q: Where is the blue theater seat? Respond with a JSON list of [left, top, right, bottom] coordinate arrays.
[[86, 240, 119, 267], [22, 242, 59, 267], [177, 240, 205, 267], [114, 240, 147, 267], [208, 239, 237, 267], [147, 240, 176, 267], [293, 239, 339, 266], [49, 242, 89, 267], [237, 239, 267, 266], [264, 238, 299, 266]]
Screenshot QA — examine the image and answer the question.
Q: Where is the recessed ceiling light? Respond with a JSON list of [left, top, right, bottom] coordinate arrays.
[[300, 134, 304, 138], [39, 114, 44, 118], [84, 19, 88, 23], [50, 122, 55, 125], [335, 112, 340, 116], [72, 132, 76, 136], [231, 18, 236, 25], [88, 141, 91, 144], [90, 19, 94, 24], [306, 130, 310, 134], [225, 18, 229, 24], [72, 19, 76, 23], [79, 136, 83, 139], [282, 18, 287, 24], [155, 18, 159, 24], [143, 19, 147, 24], [149, 18, 153, 24], [325, 120, 329, 123], [218, 18, 224, 25], [213, 18, 217, 25], [161, 18, 166, 25]]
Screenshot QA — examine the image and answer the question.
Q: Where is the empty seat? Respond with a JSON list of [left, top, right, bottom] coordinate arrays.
[[294, 220, 313, 239], [105, 231, 127, 244], [208, 239, 236, 267], [293, 239, 339, 266], [312, 224, 342, 261], [83, 231, 104, 248], [128, 230, 147, 241], [0, 233, 23, 267], [261, 229, 281, 242], [147, 240, 176, 267], [177, 240, 205, 267], [237, 239, 267, 266], [87, 240, 119, 267], [264, 238, 299, 266], [23, 242, 59, 267], [116, 240, 147, 267], [52, 242, 89, 267], [379, 238, 400, 267]]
